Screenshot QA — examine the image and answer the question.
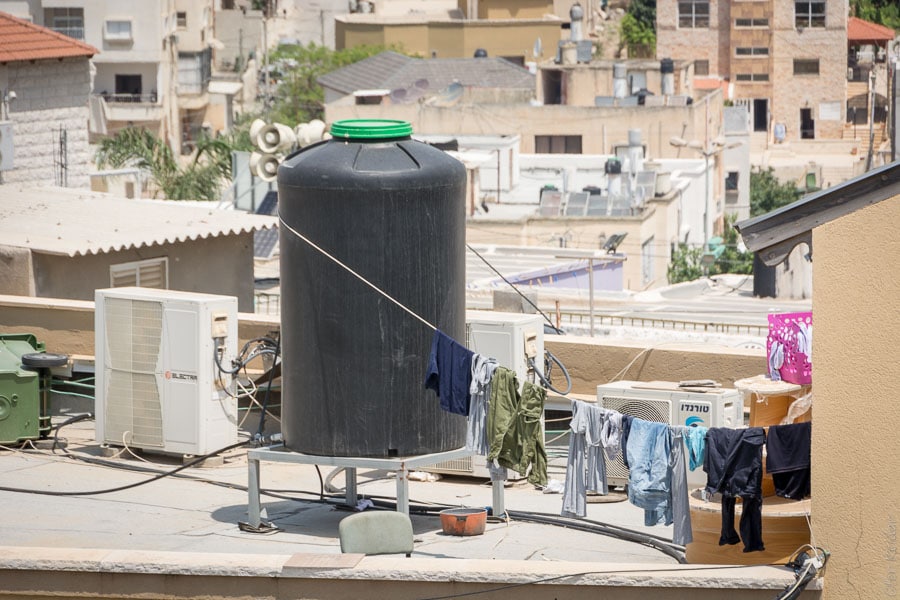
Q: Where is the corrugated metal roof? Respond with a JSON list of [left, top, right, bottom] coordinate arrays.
[[0, 11, 97, 62], [318, 51, 534, 96], [0, 186, 277, 257]]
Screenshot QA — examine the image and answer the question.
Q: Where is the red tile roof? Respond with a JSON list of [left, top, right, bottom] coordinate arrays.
[[0, 11, 97, 63], [848, 16, 895, 43]]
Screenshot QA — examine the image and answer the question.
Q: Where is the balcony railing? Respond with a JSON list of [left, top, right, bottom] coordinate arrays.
[[98, 92, 159, 104]]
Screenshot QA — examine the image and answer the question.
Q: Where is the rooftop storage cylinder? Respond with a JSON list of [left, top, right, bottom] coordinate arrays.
[[660, 58, 675, 96], [613, 63, 628, 99], [277, 119, 467, 457]]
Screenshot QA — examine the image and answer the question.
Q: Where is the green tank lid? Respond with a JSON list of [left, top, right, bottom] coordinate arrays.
[[329, 119, 413, 140]]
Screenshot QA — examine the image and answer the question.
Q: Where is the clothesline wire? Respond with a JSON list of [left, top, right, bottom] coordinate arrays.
[[278, 218, 568, 340], [465, 243, 564, 335], [279, 217, 439, 333]]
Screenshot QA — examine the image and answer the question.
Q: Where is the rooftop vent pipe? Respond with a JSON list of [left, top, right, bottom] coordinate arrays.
[[660, 58, 675, 96], [570, 2, 584, 42]]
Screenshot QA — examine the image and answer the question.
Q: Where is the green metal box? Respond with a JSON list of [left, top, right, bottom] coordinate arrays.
[[0, 334, 42, 444]]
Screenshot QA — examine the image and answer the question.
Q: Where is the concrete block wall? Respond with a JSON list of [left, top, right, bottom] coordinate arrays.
[[3, 58, 93, 189]]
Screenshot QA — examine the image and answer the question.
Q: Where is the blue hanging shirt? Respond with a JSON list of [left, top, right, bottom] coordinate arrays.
[[424, 329, 474, 416]]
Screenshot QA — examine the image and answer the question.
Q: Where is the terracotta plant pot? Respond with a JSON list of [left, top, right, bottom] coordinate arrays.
[[439, 508, 487, 536]]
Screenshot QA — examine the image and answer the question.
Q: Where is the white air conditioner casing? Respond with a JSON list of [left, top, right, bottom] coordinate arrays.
[[597, 380, 743, 489], [95, 287, 239, 456], [426, 311, 545, 479]]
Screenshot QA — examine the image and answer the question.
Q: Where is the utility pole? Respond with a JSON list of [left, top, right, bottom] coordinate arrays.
[[866, 68, 876, 171]]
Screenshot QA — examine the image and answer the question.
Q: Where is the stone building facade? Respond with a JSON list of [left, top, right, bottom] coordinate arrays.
[[0, 13, 96, 188], [657, 0, 847, 141]]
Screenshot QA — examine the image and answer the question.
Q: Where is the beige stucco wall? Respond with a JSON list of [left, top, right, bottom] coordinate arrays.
[[812, 194, 900, 599], [0, 295, 279, 358], [325, 93, 719, 158], [21, 234, 257, 312], [546, 335, 765, 393]]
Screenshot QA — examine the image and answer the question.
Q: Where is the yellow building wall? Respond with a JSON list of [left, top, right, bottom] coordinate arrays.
[[812, 194, 900, 599], [476, 0, 555, 19], [383, 24, 430, 54], [336, 19, 561, 61]]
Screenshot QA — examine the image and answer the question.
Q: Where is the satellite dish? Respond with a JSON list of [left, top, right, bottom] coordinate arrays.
[[533, 37, 542, 58], [429, 81, 464, 107], [413, 78, 429, 91], [389, 88, 409, 104]]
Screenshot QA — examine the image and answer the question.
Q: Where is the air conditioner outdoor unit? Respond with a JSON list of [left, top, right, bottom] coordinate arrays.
[[426, 311, 545, 480], [597, 380, 743, 489], [94, 287, 239, 456]]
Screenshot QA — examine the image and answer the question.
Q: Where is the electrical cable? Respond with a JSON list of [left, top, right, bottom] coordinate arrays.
[[255, 332, 281, 438], [0, 439, 250, 496], [528, 351, 572, 396], [466, 243, 564, 335]]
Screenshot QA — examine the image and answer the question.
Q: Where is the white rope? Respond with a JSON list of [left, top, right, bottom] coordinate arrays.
[[278, 217, 438, 332]]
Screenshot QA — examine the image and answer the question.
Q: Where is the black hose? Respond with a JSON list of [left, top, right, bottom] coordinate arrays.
[[51, 412, 93, 453], [256, 334, 281, 438], [529, 350, 572, 396], [0, 440, 250, 496]]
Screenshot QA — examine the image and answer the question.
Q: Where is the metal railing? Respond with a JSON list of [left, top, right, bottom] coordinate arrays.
[[554, 310, 767, 336], [252, 290, 767, 336], [96, 92, 159, 104]]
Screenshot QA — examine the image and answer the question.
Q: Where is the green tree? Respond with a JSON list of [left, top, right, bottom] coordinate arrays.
[[668, 169, 803, 282], [667, 215, 753, 283], [850, 0, 900, 30], [263, 43, 394, 124], [750, 167, 802, 217], [95, 127, 233, 201], [620, 0, 656, 57]]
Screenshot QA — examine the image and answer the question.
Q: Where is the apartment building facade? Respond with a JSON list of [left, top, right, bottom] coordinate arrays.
[[657, 0, 847, 142], [1, 0, 217, 155]]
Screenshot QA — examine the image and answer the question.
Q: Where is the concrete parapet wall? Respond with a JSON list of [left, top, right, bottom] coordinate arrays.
[[0, 546, 819, 600], [0, 296, 765, 389], [545, 335, 766, 393]]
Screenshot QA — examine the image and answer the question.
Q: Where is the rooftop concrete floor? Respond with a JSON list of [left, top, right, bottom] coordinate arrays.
[[0, 418, 681, 564]]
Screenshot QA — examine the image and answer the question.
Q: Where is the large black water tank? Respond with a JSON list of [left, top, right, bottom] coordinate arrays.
[[277, 119, 467, 457]]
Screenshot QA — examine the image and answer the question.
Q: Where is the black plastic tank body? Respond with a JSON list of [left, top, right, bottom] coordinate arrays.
[[277, 120, 467, 457]]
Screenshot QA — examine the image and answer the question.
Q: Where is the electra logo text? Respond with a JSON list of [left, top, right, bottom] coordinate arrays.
[[165, 371, 198, 381]]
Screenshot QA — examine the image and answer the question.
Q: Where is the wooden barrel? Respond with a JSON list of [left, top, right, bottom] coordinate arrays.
[[685, 488, 811, 565]]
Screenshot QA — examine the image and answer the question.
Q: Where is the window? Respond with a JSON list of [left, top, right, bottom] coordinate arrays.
[[44, 7, 84, 40], [678, 0, 709, 28], [104, 19, 133, 41], [735, 17, 769, 27], [735, 73, 769, 82], [110, 258, 168, 289], [735, 47, 769, 56], [725, 171, 739, 191], [795, 1, 825, 27], [176, 11, 187, 28], [694, 60, 710, 76], [535, 135, 583, 154], [793, 59, 820, 75]]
